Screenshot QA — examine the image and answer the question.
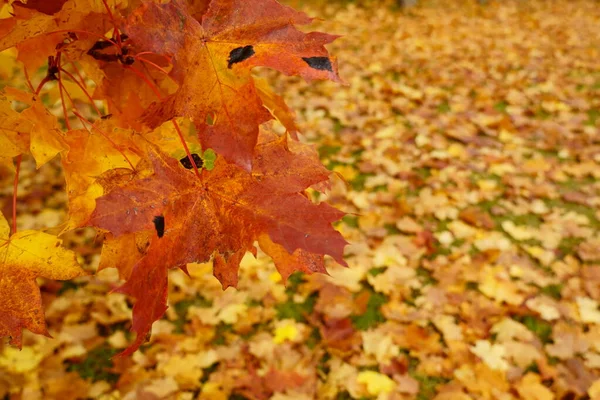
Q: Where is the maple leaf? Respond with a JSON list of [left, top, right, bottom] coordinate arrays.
[[61, 122, 141, 230], [0, 95, 30, 170], [97, 232, 150, 281], [0, 212, 86, 347], [258, 234, 326, 284], [3, 0, 68, 15], [255, 77, 299, 138], [88, 130, 346, 355], [0, 0, 110, 72], [4, 88, 67, 168], [122, 0, 340, 170]]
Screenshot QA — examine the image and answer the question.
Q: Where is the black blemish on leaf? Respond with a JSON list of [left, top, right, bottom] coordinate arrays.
[[121, 56, 135, 65], [302, 57, 333, 72], [153, 215, 165, 238], [179, 154, 203, 170], [88, 40, 113, 53], [228, 45, 255, 68]]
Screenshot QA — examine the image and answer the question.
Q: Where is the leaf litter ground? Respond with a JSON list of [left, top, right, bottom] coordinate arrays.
[[1, 0, 600, 399]]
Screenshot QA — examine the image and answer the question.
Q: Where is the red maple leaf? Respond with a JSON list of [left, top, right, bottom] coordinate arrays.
[[88, 130, 346, 355]]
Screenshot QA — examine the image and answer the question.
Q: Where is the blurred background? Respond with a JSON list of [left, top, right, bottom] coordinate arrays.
[[1, 0, 600, 399]]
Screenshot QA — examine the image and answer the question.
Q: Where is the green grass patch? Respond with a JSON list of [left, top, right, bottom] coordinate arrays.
[[65, 343, 119, 383], [414, 167, 432, 180], [212, 323, 234, 345], [172, 295, 212, 333], [318, 144, 342, 158], [544, 199, 600, 229], [342, 215, 359, 228], [505, 213, 543, 227], [412, 374, 450, 400], [557, 236, 586, 259], [539, 284, 563, 300], [557, 176, 596, 191], [351, 291, 387, 331], [200, 363, 219, 384], [350, 172, 376, 191], [58, 280, 85, 295], [368, 266, 388, 277], [515, 315, 553, 344], [286, 271, 305, 294], [437, 102, 451, 113], [416, 267, 438, 286], [307, 327, 322, 350], [494, 101, 509, 113], [317, 353, 331, 376], [276, 292, 318, 323], [534, 108, 552, 120], [586, 109, 600, 126], [384, 223, 402, 235]]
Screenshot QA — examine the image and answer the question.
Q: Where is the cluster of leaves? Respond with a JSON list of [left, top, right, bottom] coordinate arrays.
[[0, 0, 347, 356]]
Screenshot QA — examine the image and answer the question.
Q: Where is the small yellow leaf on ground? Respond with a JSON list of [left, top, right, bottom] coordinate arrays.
[[357, 370, 396, 396], [470, 340, 509, 371], [274, 320, 299, 344], [515, 373, 554, 400], [576, 297, 600, 324], [0, 346, 43, 373]]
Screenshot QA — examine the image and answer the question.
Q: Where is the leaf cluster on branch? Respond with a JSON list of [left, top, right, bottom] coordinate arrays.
[[0, 0, 346, 356]]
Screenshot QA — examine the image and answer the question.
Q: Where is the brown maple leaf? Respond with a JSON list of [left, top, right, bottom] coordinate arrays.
[[88, 130, 346, 355]]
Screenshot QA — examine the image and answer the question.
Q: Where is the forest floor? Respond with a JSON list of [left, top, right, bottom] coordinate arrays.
[[2, 0, 600, 399]]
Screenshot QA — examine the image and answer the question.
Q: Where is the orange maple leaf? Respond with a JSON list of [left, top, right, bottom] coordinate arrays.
[[122, 0, 340, 170]]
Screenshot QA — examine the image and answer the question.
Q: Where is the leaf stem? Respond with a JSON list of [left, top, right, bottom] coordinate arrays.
[[59, 67, 103, 116], [172, 119, 202, 179], [101, 0, 116, 24], [124, 65, 163, 99], [136, 57, 170, 76], [124, 65, 202, 180], [12, 155, 22, 235], [71, 109, 136, 171], [56, 57, 72, 130], [23, 67, 34, 93], [35, 76, 52, 95]]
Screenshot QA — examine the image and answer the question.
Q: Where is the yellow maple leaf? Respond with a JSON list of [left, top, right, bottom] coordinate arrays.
[[273, 320, 299, 344], [0, 212, 86, 347], [357, 371, 396, 396]]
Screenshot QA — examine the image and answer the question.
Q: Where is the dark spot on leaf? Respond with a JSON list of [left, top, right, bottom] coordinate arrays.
[[101, 114, 112, 120], [88, 52, 119, 62], [228, 45, 255, 68], [121, 56, 135, 65], [88, 40, 114, 53], [302, 57, 332, 72], [153, 215, 165, 238], [179, 154, 203, 170]]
